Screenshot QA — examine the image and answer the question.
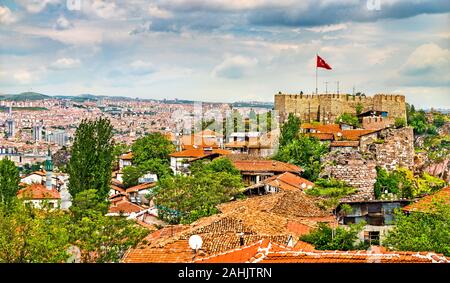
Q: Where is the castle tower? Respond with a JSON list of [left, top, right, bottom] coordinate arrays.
[[45, 148, 53, 190]]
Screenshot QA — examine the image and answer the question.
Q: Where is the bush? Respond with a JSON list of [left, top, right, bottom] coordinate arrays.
[[394, 118, 406, 128], [300, 222, 367, 251]]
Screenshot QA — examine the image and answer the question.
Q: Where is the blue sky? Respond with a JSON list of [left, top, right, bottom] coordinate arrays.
[[0, 0, 449, 108]]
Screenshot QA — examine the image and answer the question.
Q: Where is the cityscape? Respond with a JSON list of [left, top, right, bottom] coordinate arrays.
[[0, 0, 449, 273]]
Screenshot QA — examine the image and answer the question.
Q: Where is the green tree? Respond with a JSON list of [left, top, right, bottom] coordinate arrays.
[[279, 113, 301, 148], [300, 222, 367, 251], [68, 189, 147, 263], [132, 133, 175, 164], [122, 166, 145, 188], [274, 135, 329, 181], [355, 103, 363, 115], [68, 118, 114, 200], [383, 200, 450, 256], [335, 113, 360, 128], [0, 200, 71, 263], [0, 158, 20, 208], [112, 143, 130, 170], [394, 117, 406, 128], [154, 162, 244, 224]]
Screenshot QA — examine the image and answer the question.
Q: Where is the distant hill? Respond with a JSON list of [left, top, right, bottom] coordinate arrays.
[[0, 92, 51, 101]]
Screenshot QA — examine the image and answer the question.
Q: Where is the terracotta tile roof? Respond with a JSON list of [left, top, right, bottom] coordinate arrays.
[[119, 152, 133, 160], [17, 184, 60, 200], [339, 129, 378, 141], [263, 172, 315, 191], [111, 184, 126, 194], [301, 123, 341, 133], [30, 170, 46, 177], [308, 133, 335, 141], [170, 148, 231, 158], [403, 186, 450, 213], [330, 141, 360, 147], [125, 182, 157, 193], [232, 160, 302, 173], [218, 191, 331, 219], [180, 135, 219, 150], [108, 199, 145, 215], [256, 250, 450, 263]]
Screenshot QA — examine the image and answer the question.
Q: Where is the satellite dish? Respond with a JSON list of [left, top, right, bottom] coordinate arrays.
[[189, 235, 203, 250]]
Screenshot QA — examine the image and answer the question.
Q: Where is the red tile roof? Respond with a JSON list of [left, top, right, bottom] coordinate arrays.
[[17, 184, 60, 200], [119, 152, 133, 160], [403, 186, 450, 213], [170, 148, 231, 158], [125, 182, 157, 193], [256, 250, 450, 263], [197, 238, 450, 263], [108, 199, 145, 215], [232, 160, 302, 173], [263, 172, 314, 191]]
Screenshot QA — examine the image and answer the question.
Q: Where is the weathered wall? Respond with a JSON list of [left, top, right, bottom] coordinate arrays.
[[321, 151, 377, 201], [274, 93, 406, 123], [323, 127, 415, 201], [360, 127, 414, 171]]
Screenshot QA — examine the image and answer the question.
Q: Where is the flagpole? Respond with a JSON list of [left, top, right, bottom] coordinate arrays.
[[315, 54, 318, 95]]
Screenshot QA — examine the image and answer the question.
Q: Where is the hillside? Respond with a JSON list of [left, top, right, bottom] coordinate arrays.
[[0, 92, 51, 101]]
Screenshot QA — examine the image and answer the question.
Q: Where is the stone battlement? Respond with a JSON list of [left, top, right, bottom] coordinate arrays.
[[275, 93, 406, 123]]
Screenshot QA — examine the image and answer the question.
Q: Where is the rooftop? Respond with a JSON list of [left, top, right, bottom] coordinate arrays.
[[231, 160, 302, 173], [403, 186, 450, 213], [17, 184, 60, 200]]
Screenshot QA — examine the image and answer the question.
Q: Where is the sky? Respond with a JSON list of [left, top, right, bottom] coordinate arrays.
[[0, 0, 449, 108]]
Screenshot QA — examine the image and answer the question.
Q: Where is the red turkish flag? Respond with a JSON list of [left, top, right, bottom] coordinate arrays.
[[317, 55, 332, 70]]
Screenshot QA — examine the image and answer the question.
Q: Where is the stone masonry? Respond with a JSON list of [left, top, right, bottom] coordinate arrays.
[[322, 127, 415, 201], [275, 93, 406, 124], [321, 151, 377, 201]]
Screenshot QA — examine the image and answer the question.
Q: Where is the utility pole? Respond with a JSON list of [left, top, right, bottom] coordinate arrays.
[[324, 81, 329, 94]]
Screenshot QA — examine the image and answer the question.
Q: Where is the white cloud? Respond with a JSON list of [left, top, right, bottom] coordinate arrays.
[[129, 60, 155, 75], [306, 24, 348, 33], [12, 69, 43, 84], [401, 43, 450, 75], [16, 0, 60, 14], [82, 0, 125, 19], [212, 55, 258, 79], [54, 15, 74, 30], [0, 6, 17, 24], [50, 57, 81, 69], [148, 4, 173, 19]]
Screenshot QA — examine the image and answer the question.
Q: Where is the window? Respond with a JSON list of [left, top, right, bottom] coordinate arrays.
[[364, 231, 380, 246]]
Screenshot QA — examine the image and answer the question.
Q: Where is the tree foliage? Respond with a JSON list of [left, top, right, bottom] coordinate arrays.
[[335, 112, 360, 128], [68, 118, 114, 200], [383, 200, 450, 256], [300, 222, 368, 251], [131, 133, 175, 178], [0, 158, 20, 208], [274, 135, 329, 181], [374, 166, 447, 199], [279, 113, 301, 148], [154, 158, 244, 224], [0, 200, 70, 263]]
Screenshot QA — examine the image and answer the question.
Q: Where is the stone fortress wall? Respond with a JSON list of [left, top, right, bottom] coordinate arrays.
[[274, 93, 407, 123]]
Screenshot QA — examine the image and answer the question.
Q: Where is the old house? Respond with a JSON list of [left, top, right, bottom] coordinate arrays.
[[336, 199, 411, 245], [17, 183, 61, 209], [169, 148, 231, 175], [231, 159, 303, 186]]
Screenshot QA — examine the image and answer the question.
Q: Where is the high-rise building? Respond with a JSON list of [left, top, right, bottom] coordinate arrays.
[[5, 106, 15, 138], [45, 129, 68, 146], [32, 123, 43, 142]]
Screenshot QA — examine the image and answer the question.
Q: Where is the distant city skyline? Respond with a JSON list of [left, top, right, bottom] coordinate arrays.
[[0, 0, 449, 108]]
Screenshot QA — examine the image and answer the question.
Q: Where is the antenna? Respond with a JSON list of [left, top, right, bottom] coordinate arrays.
[[189, 235, 203, 251], [324, 82, 329, 94]]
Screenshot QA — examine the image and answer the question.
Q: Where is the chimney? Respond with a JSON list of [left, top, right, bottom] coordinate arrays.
[[239, 232, 245, 246]]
